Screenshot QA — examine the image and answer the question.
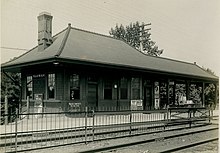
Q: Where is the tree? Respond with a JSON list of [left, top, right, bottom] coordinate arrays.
[[202, 67, 219, 109], [110, 21, 163, 56], [205, 84, 216, 108], [189, 84, 202, 105], [1, 72, 20, 109]]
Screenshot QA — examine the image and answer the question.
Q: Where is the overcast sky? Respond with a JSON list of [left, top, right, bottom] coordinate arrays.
[[1, 0, 220, 76]]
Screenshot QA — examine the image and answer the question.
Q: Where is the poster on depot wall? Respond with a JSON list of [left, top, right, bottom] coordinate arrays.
[[154, 98, 160, 109], [154, 82, 160, 109], [154, 82, 159, 98], [131, 100, 143, 110]]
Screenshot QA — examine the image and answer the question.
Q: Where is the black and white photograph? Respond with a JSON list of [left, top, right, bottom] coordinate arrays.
[[1, 0, 219, 152]]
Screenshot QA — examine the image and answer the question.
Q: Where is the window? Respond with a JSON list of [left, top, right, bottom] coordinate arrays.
[[104, 79, 112, 99], [27, 76, 33, 99], [120, 77, 128, 99], [131, 77, 140, 99], [70, 74, 80, 100], [48, 73, 55, 99]]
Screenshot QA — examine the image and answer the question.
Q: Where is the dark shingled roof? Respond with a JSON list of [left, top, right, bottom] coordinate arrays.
[[1, 24, 218, 81]]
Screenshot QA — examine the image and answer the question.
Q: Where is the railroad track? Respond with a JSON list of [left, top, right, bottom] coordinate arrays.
[[160, 137, 218, 153], [0, 121, 217, 152], [0, 122, 211, 148], [78, 126, 218, 153]]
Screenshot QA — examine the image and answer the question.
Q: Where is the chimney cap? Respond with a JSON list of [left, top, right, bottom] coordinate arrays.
[[39, 12, 51, 16]]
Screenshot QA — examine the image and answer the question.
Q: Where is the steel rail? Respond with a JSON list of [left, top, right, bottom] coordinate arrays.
[[160, 137, 218, 153], [0, 122, 212, 147], [1, 124, 215, 152], [77, 127, 218, 153]]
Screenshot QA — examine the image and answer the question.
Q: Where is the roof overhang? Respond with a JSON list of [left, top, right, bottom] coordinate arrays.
[[1, 57, 218, 83], [1, 58, 57, 73], [62, 58, 219, 83]]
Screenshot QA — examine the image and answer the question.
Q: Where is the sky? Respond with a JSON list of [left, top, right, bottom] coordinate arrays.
[[1, 0, 220, 76]]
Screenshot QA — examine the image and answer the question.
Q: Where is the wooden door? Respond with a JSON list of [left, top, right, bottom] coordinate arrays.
[[88, 83, 98, 108], [144, 86, 152, 110]]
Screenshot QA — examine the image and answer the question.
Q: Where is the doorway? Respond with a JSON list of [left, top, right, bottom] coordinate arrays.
[[87, 77, 98, 109], [144, 85, 152, 110]]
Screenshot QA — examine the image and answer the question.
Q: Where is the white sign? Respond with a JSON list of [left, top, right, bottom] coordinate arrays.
[[33, 74, 45, 78], [131, 100, 143, 110], [68, 103, 81, 112]]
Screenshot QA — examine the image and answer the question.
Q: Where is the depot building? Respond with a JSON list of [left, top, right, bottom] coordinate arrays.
[[1, 12, 218, 111]]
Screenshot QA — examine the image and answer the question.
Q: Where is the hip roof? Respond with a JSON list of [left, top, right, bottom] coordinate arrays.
[[1, 25, 218, 82]]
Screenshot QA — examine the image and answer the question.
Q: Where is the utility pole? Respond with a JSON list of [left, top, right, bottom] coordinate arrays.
[[139, 23, 151, 52]]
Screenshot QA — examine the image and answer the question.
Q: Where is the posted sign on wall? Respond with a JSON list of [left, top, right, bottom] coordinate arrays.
[[34, 93, 43, 118], [154, 82, 160, 109], [131, 100, 143, 110]]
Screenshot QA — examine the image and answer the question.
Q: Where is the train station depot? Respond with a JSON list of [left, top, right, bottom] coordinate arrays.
[[1, 12, 218, 111]]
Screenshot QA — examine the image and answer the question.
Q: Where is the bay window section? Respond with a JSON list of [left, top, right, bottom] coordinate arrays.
[[70, 74, 80, 100], [48, 73, 55, 99]]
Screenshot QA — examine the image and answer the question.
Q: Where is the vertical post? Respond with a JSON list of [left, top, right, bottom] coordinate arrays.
[[163, 110, 166, 122], [27, 96, 30, 119], [173, 81, 176, 106], [186, 81, 190, 101], [92, 110, 95, 141], [151, 81, 154, 110], [85, 107, 88, 144], [15, 108, 18, 153], [189, 109, 192, 128], [202, 82, 205, 107], [166, 79, 170, 107], [5, 95, 8, 125], [129, 110, 132, 135], [19, 86, 22, 120], [163, 110, 166, 131], [208, 108, 211, 123], [0, 100, 1, 124], [167, 107, 170, 121], [214, 83, 218, 112], [116, 80, 119, 111]]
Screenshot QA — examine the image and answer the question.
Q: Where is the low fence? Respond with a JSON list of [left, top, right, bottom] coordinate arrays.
[[0, 107, 213, 153]]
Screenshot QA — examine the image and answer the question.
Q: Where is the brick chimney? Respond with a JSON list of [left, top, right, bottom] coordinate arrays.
[[37, 12, 53, 51]]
